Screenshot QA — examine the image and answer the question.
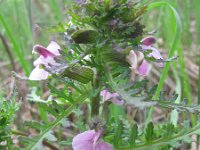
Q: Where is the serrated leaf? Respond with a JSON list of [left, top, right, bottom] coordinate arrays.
[[145, 122, 154, 143], [48, 84, 70, 101], [52, 101, 65, 113], [129, 123, 138, 147], [38, 103, 58, 117], [25, 121, 42, 131], [24, 88, 92, 150], [113, 120, 123, 147]]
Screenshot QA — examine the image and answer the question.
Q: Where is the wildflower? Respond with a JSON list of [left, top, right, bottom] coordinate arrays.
[[126, 50, 149, 80], [140, 36, 164, 67], [72, 129, 113, 150], [100, 90, 124, 105], [29, 41, 61, 80]]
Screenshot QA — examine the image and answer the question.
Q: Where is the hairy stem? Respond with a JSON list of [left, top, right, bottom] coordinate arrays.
[[91, 72, 100, 117]]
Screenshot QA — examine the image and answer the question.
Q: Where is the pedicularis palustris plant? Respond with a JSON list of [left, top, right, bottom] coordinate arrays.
[[2, 0, 200, 150]]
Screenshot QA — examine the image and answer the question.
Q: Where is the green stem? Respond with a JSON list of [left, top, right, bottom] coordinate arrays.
[[6, 137, 12, 150], [91, 73, 100, 117]]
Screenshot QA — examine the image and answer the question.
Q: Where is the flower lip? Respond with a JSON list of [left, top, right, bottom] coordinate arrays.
[[72, 129, 114, 150], [33, 44, 55, 58], [141, 36, 156, 46], [126, 50, 149, 80], [100, 90, 124, 105]]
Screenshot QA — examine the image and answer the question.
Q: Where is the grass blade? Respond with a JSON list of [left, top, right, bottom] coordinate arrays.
[[145, 1, 182, 125], [0, 14, 30, 75]]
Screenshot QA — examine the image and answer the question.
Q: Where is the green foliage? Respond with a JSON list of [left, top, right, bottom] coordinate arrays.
[[22, 80, 94, 150], [2, 0, 198, 149], [61, 65, 94, 84], [145, 122, 154, 143], [104, 120, 200, 150], [0, 91, 19, 149], [71, 29, 98, 44]]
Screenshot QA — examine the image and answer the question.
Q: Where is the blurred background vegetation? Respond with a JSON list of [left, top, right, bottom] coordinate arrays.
[[0, 0, 199, 142], [1, 0, 199, 100]]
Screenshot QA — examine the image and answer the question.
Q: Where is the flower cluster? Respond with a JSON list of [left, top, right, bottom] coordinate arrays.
[[29, 41, 61, 80], [126, 36, 164, 81]]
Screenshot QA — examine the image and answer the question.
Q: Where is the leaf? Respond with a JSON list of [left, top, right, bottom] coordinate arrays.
[[71, 29, 98, 44], [28, 87, 48, 104], [61, 65, 94, 84], [23, 87, 92, 150], [52, 101, 65, 113], [38, 103, 58, 117], [25, 121, 42, 131], [113, 120, 123, 147], [48, 84, 71, 102], [145, 122, 154, 143], [129, 123, 138, 147]]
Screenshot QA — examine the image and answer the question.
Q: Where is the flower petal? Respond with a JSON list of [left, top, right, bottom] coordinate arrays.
[[100, 90, 124, 105], [148, 47, 164, 67], [95, 141, 114, 150], [126, 50, 138, 69], [72, 130, 95, 150], [46, 41, 61, 56], [141, 36, 156, 46], [135, 51, 144, 65], [140, 45, 164, 67], [73, 140, 94, 150], [130, 67, 136, 81], [33, 45, 55, 58], [29, 66, 49, 80], [33, 57, 45, 67], [136, 60, 149, 76], [100, 90, 113, 102], [148, 47, 163, 60], [110, 96, 124, 105]]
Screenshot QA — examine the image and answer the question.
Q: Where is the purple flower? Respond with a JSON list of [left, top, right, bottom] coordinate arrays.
[[100, 90, 124, 105], [29, 41, 61, 80], [141, 36, 156, 46], [140, 36, 164, 67], [72, 130, 114, 150], [126, 50, 149, 80]]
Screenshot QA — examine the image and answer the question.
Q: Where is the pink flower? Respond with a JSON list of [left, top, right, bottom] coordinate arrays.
[[72, 130, 114, 150], [29, 41, 61, 80], [126, 50, 149, 80], [100, 90, 124, 105], [140, 36, 164, 67]]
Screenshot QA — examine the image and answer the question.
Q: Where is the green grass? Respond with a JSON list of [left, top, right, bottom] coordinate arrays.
[[0, 0, 199, 132], [193, 0, 200, 45], [0, 0, 63, 76], [0, 13, 30, 75], [145, 1, 182, 125], [143, 0, 199, 126], [0, 0, 33, 75]]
